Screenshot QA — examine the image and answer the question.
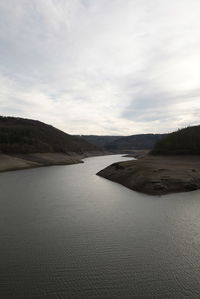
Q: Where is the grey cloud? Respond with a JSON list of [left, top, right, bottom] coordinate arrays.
[[122, 87, 200, 125], [0, 0, 200, 135]]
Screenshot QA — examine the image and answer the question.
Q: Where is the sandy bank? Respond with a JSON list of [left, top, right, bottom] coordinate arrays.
[[97, 155, 200, 195], [0, 151, 110, 173], [0, 153, 82, 172], [0, 154, 41, 172], [0, 153, 80, 172]]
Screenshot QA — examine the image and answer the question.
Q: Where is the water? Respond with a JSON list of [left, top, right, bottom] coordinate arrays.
[[1, 154, 200, 298]]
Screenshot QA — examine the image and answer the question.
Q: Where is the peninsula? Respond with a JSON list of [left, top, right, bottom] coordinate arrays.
[[97, 126, 200, 195]]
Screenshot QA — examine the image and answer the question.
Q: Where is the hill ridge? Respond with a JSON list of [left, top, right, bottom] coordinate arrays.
[[0, 116, 101, 154]]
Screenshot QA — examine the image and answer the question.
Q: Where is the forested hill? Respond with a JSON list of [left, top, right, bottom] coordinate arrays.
[[0, 116, 101, 154], [75, 135, 122, 148], [152, 125, 200, 155], [105, 134, 166, 150], [77, 134, 166, 150]]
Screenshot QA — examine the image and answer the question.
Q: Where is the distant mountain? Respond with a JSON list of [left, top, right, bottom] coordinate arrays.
[[0, 116, 101, 154], [152, 125, 200, 155], [76, 135, 122, 148], [105, 134, 166, 150], [77, 134, 166, 150]]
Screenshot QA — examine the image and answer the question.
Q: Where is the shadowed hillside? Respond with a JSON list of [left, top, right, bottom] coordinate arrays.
[[0, 116, 101, 154], [76, 135, 122, 148], [106, 134, 166, 150], [152, 125, 200, 155], [78, 134, 166, 150]]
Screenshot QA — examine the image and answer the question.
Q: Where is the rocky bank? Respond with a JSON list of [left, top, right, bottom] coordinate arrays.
[[97, 155, 200, 195]]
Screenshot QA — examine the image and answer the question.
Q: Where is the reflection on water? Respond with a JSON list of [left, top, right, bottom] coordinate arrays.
[[1, 155, 200, 298]]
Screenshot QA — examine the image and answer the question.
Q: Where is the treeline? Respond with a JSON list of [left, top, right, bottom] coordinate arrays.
[[78, 134, 166, 150], [152, 125, 200, 155], [76, 135, 122, 148], [0, 126, 53, 153], [0, 116, 100, 154], [105, 134, 166, 150]]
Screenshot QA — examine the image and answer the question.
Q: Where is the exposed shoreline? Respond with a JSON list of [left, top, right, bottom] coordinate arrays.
[[0, 151, 107, 173], [97, 155, 200, 195]]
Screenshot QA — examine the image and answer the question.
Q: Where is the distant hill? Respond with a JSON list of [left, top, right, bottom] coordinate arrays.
[[0, 116, 101, 154], [152, 125, 200, 155], [76, 135, 122, 148], [105, 134, 166, 150], [77, 134, 166, 150]]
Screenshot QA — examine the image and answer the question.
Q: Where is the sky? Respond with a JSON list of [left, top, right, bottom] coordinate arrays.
[[0, 0, 200, 135]]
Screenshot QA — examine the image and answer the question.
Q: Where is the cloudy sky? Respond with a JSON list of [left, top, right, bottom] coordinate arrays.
[[0, 0, 200, 135]]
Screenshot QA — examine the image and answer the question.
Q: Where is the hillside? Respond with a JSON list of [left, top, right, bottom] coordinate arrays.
[[77, 134, 166, 150], [106, 134, 166, 150], [152, 125, 200, 155], [0, 116, 101, 154], [76, 135, 122, 148]]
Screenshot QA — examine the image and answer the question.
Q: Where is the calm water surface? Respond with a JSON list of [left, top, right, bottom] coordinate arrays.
[[1, 155, 200, 298]]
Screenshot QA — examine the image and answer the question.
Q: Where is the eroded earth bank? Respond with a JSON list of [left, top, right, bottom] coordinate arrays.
[[97, 155, 200, 195]]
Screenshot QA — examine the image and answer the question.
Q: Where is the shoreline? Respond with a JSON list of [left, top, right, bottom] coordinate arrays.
[[97, 155, 200, 195], [0, 151, 108, 173]]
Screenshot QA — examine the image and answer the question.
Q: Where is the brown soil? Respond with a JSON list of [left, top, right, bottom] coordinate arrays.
[[0, 151, 109, 173], [0, 154, 41, 172], [0, 153, 83, 173], [97, 155, 200, 195]]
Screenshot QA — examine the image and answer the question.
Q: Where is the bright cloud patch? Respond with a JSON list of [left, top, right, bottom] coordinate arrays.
[[0, 0, 200, 135]]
